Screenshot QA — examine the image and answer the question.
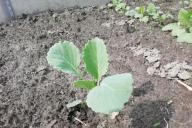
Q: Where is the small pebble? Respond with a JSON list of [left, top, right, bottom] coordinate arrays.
[[37, 66, 47, 72], [115, 20, 126, 26], [147, 67, 156, 75], [146, 55, 160, 63], [101, 22, 111, 28], [164, 61, 178, 71], [167, 65, 180, 78], [52, 13, 59, 18]]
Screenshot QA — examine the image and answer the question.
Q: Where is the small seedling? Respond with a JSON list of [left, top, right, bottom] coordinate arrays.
[[47, 38, 133, 114], [111, 1, 172, 24], [162, 9, 192, 43], [111, 0, 129, 13], [125, 3, 169, 23]]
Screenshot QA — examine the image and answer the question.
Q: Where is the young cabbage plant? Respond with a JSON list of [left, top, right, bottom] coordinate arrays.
[[47, 37, 133, 114], [162, 9, 192, 43]]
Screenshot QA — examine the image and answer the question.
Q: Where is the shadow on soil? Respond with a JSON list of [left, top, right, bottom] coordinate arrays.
[[133, 81, 154, 97], [129, 100, 174, 128]]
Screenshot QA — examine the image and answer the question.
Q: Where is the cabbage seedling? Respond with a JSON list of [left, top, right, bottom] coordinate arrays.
[[47, 37, 133, 114], [162, 9, 192, 43]]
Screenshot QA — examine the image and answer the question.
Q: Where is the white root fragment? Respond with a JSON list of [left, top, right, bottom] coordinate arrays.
[[110, 112, 119, 119], [66, 99, 82, 108], [176, 79, 192, 91], [74, 117, 88, 126]]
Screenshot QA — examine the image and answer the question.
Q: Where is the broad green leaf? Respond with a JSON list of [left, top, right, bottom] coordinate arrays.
[[74, 80, 96, 90], [83, 38, 109, 80], [178, 8, 192, 28], [171, 26, 185, 36], [177, 32, 192, 43], [162, 23, 178, 31], [47, 41, 81, 76], [86, 73, 133, 114]]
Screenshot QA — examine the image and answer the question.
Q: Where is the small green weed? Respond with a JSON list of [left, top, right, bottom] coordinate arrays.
[[111, 1, 170, 23], [126, 3, 170, 23], [111, 0, 129, 13], [162, 9, 192, 43]]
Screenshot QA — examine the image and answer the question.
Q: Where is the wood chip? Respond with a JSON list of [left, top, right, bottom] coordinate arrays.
[[176, 79, 192, 91], [46, 120, 57, 128]]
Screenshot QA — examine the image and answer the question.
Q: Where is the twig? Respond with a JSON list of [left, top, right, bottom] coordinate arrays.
[[176, 79, 192, 91], [164, 118, 169, 128], [74, 117, 88, 127], [46, 120, 57, 128]]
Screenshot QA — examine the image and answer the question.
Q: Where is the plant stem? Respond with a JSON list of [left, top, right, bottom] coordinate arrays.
[[76, 69, 83, 80], [97, 80, 100, 86]]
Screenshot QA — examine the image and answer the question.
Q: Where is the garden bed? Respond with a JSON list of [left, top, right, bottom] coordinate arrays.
[[0, 1, 192, 128]]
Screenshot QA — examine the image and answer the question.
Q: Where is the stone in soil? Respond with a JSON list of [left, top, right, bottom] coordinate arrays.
[[147, 66, 157, 75], [178, 71, 191, 80], [130, 46, 192, 80], [167, 65, 181, 78]]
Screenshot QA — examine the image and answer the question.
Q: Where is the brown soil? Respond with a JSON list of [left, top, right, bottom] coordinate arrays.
[[0, 1, 192, 128]]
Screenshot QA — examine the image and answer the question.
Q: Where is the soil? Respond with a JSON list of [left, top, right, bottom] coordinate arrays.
[[0, 0, 192, 128]]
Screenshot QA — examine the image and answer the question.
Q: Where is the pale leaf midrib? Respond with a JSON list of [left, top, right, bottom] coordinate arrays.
[[59, 43, 79, 75]]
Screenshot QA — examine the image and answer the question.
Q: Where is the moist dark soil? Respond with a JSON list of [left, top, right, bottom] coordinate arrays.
[[0, 1, 192, 128]]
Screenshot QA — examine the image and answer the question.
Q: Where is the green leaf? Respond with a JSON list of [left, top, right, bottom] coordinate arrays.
[[177, 32, 192, 43], [125, 9, 137, 17], [140, 16, 149, 23], [86, 73, 133, 114], [126, 6, 130, 11], [47, 41, 81, 76], [137, 6, 145, 14], [190, 27, 192, 33], [152, 12, 160, 20], [83, 38, 109, 80], [162, 23, 178, 31], [178, 8, 192, 28], [112, 0, 122, 5], [159, 14, 167, 22], [74, 80, 96, 90], [147, 3, 157, 16], [171, 26, 185, 36]]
